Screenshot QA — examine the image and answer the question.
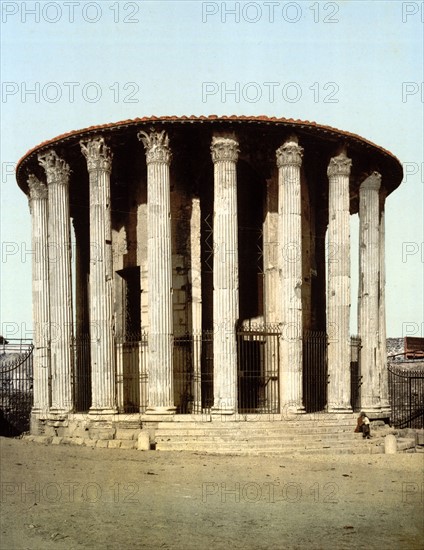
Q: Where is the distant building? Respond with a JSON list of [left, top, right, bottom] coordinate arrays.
[[16, 115, 403, 439]]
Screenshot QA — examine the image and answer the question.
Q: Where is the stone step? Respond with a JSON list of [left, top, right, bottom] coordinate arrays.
[[156, 420, 357, 429], [155, 428, 358, 437], [155, 434, 357, 447], [155, 442, 386, 455]]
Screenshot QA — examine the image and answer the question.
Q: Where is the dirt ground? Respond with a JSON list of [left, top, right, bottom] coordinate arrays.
[[1, 437, 423, 550]]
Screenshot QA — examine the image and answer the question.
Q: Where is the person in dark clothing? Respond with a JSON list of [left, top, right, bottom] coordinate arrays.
[[354, 411, 372, 439]]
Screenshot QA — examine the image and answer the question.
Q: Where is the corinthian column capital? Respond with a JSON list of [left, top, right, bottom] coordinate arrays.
[[360, 171, 382, 192], [211, 136, 239, 163], [28, 174, 48, 200], [80, 136, 113, 173], [327, 153, 352, 178], [276, 138, 303, 168], [38, 150, 70, 185], [138, 129, 172, 165]]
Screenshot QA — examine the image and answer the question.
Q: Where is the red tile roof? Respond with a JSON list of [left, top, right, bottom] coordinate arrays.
[[16, 115, 401, 172]]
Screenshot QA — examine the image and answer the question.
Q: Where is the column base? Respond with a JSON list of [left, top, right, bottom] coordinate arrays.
[[145, 406, 176, 415], [47, 410, 70, 421], [31, 407, 49, 419], [211, 407, 235, 415], [327, 405, 352, 414], [380, 406, 392, 418], [89, 407, 118, 415]]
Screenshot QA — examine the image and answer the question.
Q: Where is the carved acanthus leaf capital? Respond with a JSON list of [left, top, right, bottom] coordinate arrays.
[[38, 150, 70, 185], [276, 140, 303, 168], [210, 136, 239, 163], [27, 174, 48, 201], [327, 153, 352, 178], [360, 171, 382, 192], [80, 136, 113, 173], [138, 129, 171, 165]]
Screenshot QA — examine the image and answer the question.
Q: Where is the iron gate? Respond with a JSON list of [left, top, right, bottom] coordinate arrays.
[[237, 326, 280, 414], [303, 331, 328, 412], [388, 364, 424, 428], [0, 339, 34, 436], [350, 335, 362, 411]]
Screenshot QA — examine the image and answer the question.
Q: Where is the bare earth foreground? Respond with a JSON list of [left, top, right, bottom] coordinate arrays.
[[1, 438, 423, 550]]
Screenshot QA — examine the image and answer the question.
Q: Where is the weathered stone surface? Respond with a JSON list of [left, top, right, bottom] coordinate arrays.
[[80, 137, 116, 414], [211, 136, 239, 414], [277, 137, 304, 413], [138, 129, 175, 414], [108, 440, 122, 449], [27, 175, 50, 416], [115, 429, 138, 440], [358, 172, 382, 412], [38, 150, 73, 414], [120, 440, 137, 450], [327, 151, 352, 412], [385, 434, 397, 454], [137, 432, 150, 451], [90, 429, 115, 441]]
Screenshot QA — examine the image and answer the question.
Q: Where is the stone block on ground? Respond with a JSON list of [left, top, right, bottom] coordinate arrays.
[[137, 432, 150, 451], [120, 440, 137, 450], [385, 434, 397, 454]]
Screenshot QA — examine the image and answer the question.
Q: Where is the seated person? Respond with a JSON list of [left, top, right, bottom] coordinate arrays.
[[354, 412, 371, 439]]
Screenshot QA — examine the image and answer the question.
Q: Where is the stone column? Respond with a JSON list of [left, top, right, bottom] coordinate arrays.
[[276, 137, 304, 414], [263, 176, 280, 412], [211, 136, 239, 414], [189, 197, 202, 413], [28, 175, 50, 416], [80, 137, 116, 413], [379, 190, 390, 416], [138, 129, 175, 414], [38, 150, 73, 415], [358, 172, 382, 412], [326, 151, 352, 412]]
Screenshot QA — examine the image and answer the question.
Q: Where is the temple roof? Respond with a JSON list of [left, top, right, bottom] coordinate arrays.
[[16, 114, 403, 193]]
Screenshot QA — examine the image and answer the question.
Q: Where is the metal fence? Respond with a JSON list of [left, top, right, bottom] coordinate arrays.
[[0, 331, 369, 426], [388, 364, 424, 428], [116, 332, 148, 413], [350, 335, 362, 412], [303, 331, 328, 413], [0, 339, 34, 436], [73, 334, 91, 412], [236, 325, 280, 414]]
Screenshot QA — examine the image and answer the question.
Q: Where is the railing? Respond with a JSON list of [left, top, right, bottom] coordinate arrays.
[[1, 331, 367, 423], [388, 364, 424, 428], [237, 325, 280, 414], [350, 335, 362, 412], [303, 331, 328, 413], [0, 339, 34, 435], [115, 332, 148, 413]]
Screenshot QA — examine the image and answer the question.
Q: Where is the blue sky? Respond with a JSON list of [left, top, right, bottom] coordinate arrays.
[[1, 0, 423, 338]]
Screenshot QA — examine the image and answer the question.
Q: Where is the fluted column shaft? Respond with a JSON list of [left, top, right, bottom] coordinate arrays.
[[211, 136, 239, 414], [138, 129, 175, 413], [80, 137, 116, 413], [28, 176, 50, 415], [326, 152, 352, 412], [379, 191, 390, 414], [276, 137, 304, 414], [38, 151, 73, 414], [358, 172, 382, 412], [263, 176, 279, 412], [189, 197, 202, 413]]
